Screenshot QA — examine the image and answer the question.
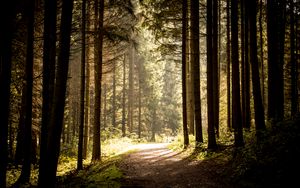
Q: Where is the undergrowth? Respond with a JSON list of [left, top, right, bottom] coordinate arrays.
[[6, 136, 142, 187]]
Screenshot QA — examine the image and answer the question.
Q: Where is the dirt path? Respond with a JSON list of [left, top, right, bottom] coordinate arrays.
[[118, 143, 232, 188]]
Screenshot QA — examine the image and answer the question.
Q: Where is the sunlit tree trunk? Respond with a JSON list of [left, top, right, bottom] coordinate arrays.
[[138, 63, 142, 139], [83, 0, 91, 159], [112, 62, 116, 127], [226, 0, 231, 131], [186, 0, 194, 136], [122, 55, 126, 137], [103, 83, 107, 128], [128, 43, 134, 133]]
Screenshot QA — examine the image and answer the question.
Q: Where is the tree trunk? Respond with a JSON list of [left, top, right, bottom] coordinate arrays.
[[17, 1, 34, 182], [212, 0, 219, 139], [38, 0, 74, 186], [182, 0, 189, 147], [231, 0, 244, 147], [103, 83, 107, 128], [77, 0, 86, 170], [83, 0, 91, 159], [39, 0, 57, 184], [112, 62, 116, 127], [267, 0, 285, 121], [207, 0, 217, 150], [122, 55, 126, 137], [249, 0, 266, 138], [92, 0, 104, 162], [138, 65, 142, 139], [259, 0, 265, 109], [186, 0, 194, 136], [128, 43, 134, 133], [191, 0, 203, 146], [226, 0, 231, 131]]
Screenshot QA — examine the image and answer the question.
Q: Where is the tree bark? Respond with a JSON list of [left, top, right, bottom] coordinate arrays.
[[122, 55, 126, 137], [77, 0, 86, 170], [191, 0, 203, 146], [231, 0, 244, 147], [182, 0, 189, 147], [249, 0, 266, 138], [207, 0, 217, 150], [39, 0, 57, 184], [226, 0, 231, 131], [17, 0, 34, 182], [112, 62, 116, 127], [92, 0, 104, 162], [38, 0, 74, 186]]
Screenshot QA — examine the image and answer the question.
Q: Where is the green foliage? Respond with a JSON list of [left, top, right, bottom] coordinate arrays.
[[57, 157, 124, 188]]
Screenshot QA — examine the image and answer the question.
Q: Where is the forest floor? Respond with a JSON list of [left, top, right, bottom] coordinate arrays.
[[118, 143, 234, 188]]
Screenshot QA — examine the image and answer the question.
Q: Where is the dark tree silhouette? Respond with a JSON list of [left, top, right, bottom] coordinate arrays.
[[182, 0, 189, 147], [191, 0, 203, 146], [231, 0, 244, 147], [38, 0, 74, 186], [78, 0, 86, 170]]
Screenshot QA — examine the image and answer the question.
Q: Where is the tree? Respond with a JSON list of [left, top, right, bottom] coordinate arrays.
[[241, 0, 251, 129], [248, 0, 266, 138], [191, 0, 203, 146], [83, 0, 92, 159], [231, 0, 244, 147], [77, 0, 86, 170], [122, 55, 126, 137], [267, 0, 286, 121], [92, 0, 104, 162], [39, 0, 57, 184], [128, 42, 134, 133], [0, 0, 18, 186], [226, 0, 231, 131], [207, 0, 218, 150], [38, 0, 74, 186], [182, 0, 189, 147], [17, 0, 35, 183]]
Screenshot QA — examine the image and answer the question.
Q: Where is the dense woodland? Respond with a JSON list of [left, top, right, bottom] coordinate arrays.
[[0, 0, 299, 187]]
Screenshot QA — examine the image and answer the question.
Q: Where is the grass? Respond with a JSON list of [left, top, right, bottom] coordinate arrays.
[[6, 136, 142, 187]]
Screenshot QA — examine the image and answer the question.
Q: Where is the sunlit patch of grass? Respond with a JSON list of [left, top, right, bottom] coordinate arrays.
[[168, 131, 235, 161], [102, 136, 136, 157], [7, 136, 142, 187]]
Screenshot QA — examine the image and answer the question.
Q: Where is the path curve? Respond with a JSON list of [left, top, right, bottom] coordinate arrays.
[[118, 143, 232, 188]]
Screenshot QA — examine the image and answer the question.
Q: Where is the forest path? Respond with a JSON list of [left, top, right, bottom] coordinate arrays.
[[118, 143, 232, 188]]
